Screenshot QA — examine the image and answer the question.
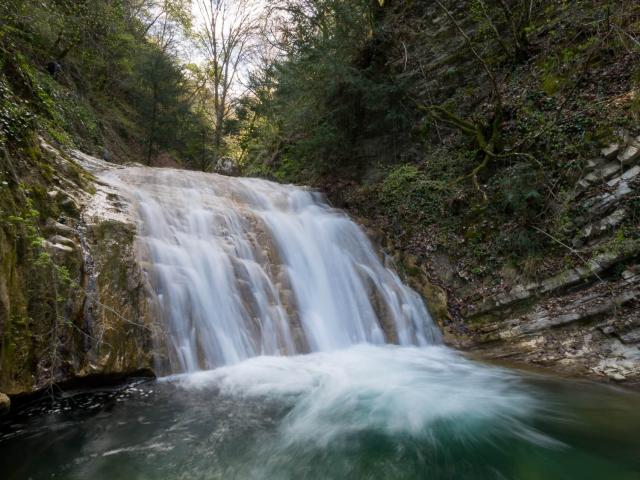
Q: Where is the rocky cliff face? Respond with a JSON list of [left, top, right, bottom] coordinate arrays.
[[380, 134, 640, 387], [462, 137, 640, 384], [0, 141, 155, 400]]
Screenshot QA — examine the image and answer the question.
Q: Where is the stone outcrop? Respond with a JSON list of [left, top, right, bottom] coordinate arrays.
[[0, 143, 155, 398], [368, 131, 640, 387], [0, 392, 9, 415], [213, 156, 239, 176], [448, 133, 640, 386], [66, 150, 157, 382], [466, 265, 640, 383]]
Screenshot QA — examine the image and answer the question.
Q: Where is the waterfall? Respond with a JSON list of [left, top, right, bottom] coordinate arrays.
[[104, 167, 440, 373], [11, 159, 638, 480]]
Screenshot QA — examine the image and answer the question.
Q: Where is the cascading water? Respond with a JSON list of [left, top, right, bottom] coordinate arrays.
[[3, 160, 640, 480], [104, 167, 440, 372]]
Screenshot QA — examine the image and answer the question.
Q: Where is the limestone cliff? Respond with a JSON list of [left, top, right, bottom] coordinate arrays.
[[379, 135, 640, 386]]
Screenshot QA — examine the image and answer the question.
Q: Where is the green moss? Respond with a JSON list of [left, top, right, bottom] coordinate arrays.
[[541, 74, 563, 96], [380, 164, 448, 219], [0, 141, 88, 392]]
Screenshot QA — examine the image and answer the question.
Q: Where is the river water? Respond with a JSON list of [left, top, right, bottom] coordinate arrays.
[[1, 345, 639, 479], [1, 166, 639, 478]]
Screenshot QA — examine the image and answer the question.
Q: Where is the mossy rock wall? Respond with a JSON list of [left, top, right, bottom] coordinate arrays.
[[0, 140, 154, 396]]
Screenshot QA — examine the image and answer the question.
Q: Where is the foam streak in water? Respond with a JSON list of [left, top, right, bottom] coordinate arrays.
[[104, 168, 440, 372], [169, 344, 556, 449]]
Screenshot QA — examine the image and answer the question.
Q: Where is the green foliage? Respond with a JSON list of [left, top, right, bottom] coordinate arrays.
[[491, 164, 544, 220], [0, 75, 36, 146], [496, 228, 545, 257], [0, 0, 212, 166], [380, 164, 449, 223], [235, 0, 640, 288], [1, 1, 212, 390], [239, 0, 413, 174]]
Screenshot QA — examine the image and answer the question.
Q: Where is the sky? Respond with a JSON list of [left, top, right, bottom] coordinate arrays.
[[189, 0, 279, 95]]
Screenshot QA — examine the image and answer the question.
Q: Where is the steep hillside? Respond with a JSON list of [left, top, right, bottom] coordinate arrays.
[[1, 1, 212, 165]]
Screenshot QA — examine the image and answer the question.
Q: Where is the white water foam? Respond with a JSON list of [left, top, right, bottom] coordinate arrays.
[[169, 344, 558, 448], [103, 167, 440, 372]]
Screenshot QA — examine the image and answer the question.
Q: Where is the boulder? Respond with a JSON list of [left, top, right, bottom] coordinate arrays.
[[608, 372, 626, 382], [0, 392, 10, 415], [213, 157, 239, 176]]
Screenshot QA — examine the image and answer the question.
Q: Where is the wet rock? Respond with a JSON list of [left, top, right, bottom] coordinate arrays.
[[42, 239, 75, 253], [1, 142, 156, 397], [81, 198, 155, 378], [420, 282, 450, 327], [0, 392, 9, 415], [213, 157, 239, 176]]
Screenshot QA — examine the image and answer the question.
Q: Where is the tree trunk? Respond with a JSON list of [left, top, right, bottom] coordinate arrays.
[[146, 82, 158, 166]]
